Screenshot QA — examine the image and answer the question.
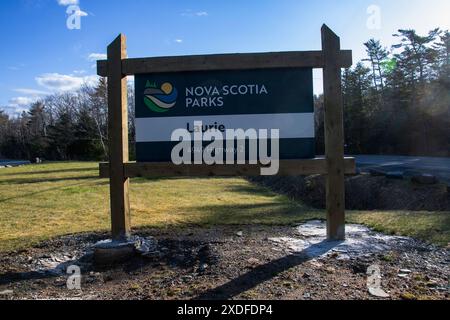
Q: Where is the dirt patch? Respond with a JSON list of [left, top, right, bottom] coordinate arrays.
[[249, 174, 450, 211], [0, 224, 448, 300]]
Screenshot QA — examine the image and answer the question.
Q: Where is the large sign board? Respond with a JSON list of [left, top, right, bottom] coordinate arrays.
[[135, 68, 315, 162], [98, 25, 354, 242]]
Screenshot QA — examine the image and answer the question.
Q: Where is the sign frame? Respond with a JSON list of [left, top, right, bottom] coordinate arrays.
[[97, 24, 355, 242]]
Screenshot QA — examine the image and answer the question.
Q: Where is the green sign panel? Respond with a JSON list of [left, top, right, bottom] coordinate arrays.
[[135, 68, 315, 162]]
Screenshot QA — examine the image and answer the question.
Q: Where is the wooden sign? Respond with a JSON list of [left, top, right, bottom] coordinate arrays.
[[97, 25, 354, 242]]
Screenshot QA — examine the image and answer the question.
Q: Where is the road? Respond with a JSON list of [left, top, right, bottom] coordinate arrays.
[[353, 155, 450, 184], [0, 160, 31, 167]]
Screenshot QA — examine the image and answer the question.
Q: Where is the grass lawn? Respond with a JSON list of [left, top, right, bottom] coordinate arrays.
[[0, 162, 449, 252]]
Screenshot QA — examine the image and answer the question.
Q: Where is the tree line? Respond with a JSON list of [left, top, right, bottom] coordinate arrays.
[[0, 78, 135, 161], [317, 28, 450, 156], [1, 28, 449, 161]]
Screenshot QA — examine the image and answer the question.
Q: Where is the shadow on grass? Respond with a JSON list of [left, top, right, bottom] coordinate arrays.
[[181, 202, 316, 226], [221, 184, 281, 198], [0, 167, 99, 177], [129, 176, 238, 184], [0, 180, 108, 203], [0, 175, 100, 185], [195, 240, 341, 300]]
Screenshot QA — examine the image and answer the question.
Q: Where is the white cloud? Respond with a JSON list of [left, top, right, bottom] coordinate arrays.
[[13, 88, 50, 96], [82, 75, 99, 87], [35, 73, 98, 92], [181, 10, 209, 17], [2, 105, 29, 116], [57, 0, 79, 5], [3, 71, 99, 115], [174, 39, 183, 43], [9, 97, 37, 106], [5, 96, 40, 115], [87, 53, 107, 61], [73, 69, 86, 74], [36, 73, 82, 91], [4, 90, 48, 115]]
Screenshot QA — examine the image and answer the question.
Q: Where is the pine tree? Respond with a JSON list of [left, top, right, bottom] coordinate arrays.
[[27, 102, 48, 159], [71, 108, 104, 160], [342, 63, 372, 153], [393, 28, 441, 83], [364, 39, 388, 93], [434, 30, 450, 82], [47, 112, 75, 160], [0, 110, 8, 157]]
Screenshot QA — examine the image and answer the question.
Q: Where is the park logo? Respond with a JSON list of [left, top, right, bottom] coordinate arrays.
[[144, 81, 178, 113]]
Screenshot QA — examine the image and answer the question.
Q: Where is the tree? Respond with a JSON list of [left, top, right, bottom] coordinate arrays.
[[26, 102, 48, 159], [393, 28, 440, 83], [71, 108, 104, 160], [434, 30, 450, 82], [364, 39, 389, 93], [128, 83, 136, 160], [0, 110, 9, 157], [84, 78, 108, 159], [47, 112, 75, 160], [314, 94, 324, 155], [342, 63, 373, 153]]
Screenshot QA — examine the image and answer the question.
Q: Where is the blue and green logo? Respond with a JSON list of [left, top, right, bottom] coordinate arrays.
[[144, 81, 178, 113]]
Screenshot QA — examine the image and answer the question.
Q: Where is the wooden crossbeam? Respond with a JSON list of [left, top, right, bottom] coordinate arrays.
[[97, 50, 352, 77], [99, 158, 356, 178]]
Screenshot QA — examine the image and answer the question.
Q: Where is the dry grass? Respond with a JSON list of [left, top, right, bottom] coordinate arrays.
[[0, 162, 448, 252]]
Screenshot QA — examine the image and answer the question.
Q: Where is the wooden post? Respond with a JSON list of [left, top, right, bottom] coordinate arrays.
[[321, 25, 346, 241], [107, 34, 131, 240]]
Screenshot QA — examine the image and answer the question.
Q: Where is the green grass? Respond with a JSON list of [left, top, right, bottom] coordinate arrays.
[[0, 162, 448, 252]]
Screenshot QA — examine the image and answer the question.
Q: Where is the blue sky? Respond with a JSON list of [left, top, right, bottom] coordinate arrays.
[[1, 0, 449, 115]]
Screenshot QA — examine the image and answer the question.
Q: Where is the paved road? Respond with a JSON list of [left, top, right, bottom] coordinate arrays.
[[353, 155, 450, 184], [0, 160, 31, 167]]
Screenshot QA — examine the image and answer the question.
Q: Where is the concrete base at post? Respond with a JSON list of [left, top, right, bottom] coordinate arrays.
[[93, 239, 136, 266]]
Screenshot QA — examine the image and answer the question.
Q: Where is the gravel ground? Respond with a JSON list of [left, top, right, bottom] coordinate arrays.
[[0, 224, 448, 300]]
